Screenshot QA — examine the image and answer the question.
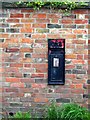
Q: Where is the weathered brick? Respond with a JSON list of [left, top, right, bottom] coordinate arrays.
[[6, 28, 19, 33], [47, 24, 61, 28], [36, 29, 49, 33], [25, 53, 31, 58], [0, 39, 4, 42], [63, 24, 76, 28], [62, 14, 76, 18], [56, 98, 70, 103]]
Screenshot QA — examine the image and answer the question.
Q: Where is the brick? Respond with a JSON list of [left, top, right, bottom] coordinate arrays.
[[77, 55, 83, 60], [51, 19, 59, 23], [20, 38, 33, 43], [31, 74, 44, 78], [73, 30, 87, 34], [20, 48, 33, 52], [10, 83, 25, 88], [20, 58, 32, 63], [62, 20, 73, 24], [32, 83, 46, 88], [65, 74, 76, 79], [6, 78, 20, 82], [34, 98, 48, 103], [10, 63, 23, 67], [66, 44, 75, 49], [47, 34, 61, 39], [10, 24, 23, 28], [72, 60, 85, 64], [0, 34, 9, 38], [10, 14, 23, 18], [71, 89, 84, 94], [32, 34, 46, 39], [73, 10, 88, 14], [32, 24, 46, 28], [66, 65, 75, 69], [6, 48, 19, 52], [72, 40, 86, 44], [62, 34, 76, 39], [75, 20, 88, 24], [32, 54, 46, 58], [38, 14, 46, 18], [21, 9, 34, 12], [47, 14, 61, 19], [75, 84, 83, 89], [24, 23, 31, 28], [21, 28, 33, 33], [24, 64, 31, 68], [5, 88, 18, 92], [21, 19, 34, 23], [36, 19, 50, 23], [6, 19, 19, 23], [65, 54, 77, 59]]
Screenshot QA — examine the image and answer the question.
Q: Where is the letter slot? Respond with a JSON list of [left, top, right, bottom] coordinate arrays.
[[48, 39, 65, 85]]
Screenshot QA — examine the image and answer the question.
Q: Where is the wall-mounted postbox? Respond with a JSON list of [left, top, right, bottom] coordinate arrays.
[[48, 39, 65, 85]]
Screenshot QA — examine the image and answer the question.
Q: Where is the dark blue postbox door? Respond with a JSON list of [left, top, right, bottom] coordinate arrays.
[[48, 54, 65, 84], [48, 39, 65, 85]]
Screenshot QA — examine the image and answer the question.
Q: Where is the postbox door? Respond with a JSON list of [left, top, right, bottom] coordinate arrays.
[[48, 53, 65, 84]]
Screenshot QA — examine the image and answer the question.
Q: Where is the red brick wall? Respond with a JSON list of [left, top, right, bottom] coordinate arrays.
[[1, 8, 89, 115]]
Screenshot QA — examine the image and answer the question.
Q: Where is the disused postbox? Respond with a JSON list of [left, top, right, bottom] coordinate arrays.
[[48, 39, 65, 85]]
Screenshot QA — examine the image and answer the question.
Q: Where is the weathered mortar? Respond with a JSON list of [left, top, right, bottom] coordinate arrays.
[[0, 8, 89, 116]]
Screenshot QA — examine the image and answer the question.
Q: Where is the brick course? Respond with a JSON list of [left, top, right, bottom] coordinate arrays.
[[1, 8, 89, 115]]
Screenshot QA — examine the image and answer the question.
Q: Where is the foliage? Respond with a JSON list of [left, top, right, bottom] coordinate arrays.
[[44, 102, 90, 120], [14, 0, 89, 12], [9, 111, 31, 119]]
